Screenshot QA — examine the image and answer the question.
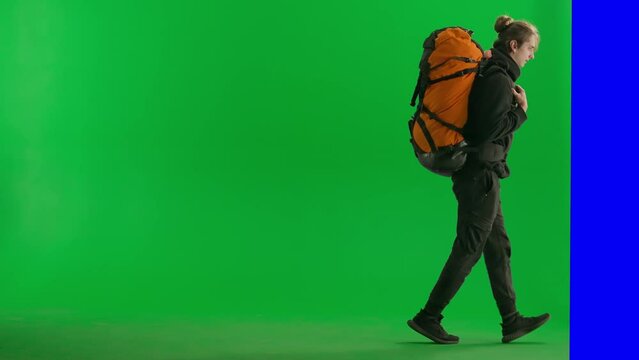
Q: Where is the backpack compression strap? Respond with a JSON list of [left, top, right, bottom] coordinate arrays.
[[409, 113, 438, 152], [420, 105, 463, 134], [410, 58, 480, 106], [429, 65, 479, 85], [410, 72, 426, 107]]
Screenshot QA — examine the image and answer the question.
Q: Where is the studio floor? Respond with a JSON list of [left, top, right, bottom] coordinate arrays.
[[0, 311, 568, 360]]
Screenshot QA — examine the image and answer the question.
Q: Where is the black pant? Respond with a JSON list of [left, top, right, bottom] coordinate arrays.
[[423, 168, 517, 319]]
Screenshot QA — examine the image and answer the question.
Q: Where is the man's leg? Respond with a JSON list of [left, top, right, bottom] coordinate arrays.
[[423, 170, 500, 317], [408, 170, 500, 344], [483, 197, 551, 343], [483, 202, 518, 320]]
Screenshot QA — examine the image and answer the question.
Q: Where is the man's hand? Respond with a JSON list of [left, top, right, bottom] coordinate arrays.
[[512, 85, 528, 112]]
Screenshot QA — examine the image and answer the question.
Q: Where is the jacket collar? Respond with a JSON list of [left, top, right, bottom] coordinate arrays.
[[489, 47, 521, 81]]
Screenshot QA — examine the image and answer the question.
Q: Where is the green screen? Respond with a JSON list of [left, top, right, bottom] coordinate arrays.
[[0, 0, 570, 358]]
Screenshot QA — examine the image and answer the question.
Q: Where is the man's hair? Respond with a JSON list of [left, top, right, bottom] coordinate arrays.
[[493, 15, 539, 53]]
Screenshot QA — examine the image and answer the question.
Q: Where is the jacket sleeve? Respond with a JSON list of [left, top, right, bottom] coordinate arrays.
[[470, 74, 528, 143]]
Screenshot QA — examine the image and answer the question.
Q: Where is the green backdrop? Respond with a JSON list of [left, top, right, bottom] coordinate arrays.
[[0, 0, 569, 336]]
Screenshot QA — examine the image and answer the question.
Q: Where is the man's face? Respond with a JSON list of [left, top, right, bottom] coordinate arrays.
[[510, 36, 538, 68]]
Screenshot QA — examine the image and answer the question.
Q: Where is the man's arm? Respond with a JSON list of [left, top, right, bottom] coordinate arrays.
[[470, 74, 528, 142]]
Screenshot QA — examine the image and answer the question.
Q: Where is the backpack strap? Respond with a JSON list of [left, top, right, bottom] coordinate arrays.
[[461, 142, 506, 162], [410, 72, 425, 107], [410, 29, 440, 106], [420, 105, 463, 134], [428, 65, 479, 85], [430, 56, 480, 71], [412, 112, 438, 152]]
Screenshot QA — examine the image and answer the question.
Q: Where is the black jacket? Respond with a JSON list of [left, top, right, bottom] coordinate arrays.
[[463, 48, 528, 178]]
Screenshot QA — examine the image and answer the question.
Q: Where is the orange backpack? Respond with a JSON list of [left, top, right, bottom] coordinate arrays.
[[408, 27, 484, 176]]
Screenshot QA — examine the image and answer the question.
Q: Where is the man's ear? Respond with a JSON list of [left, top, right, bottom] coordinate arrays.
[[509, 40, 518, 52]]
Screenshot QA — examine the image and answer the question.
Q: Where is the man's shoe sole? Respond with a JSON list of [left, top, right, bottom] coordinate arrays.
[[407, 319, 459, 344], [501, 314, 551, 343]]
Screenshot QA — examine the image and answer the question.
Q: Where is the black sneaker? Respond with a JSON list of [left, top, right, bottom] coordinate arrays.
[[407, 313, 459, 344], [501, 313, 551, 343]]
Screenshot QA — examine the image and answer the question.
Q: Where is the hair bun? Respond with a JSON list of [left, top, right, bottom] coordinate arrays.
[[495, 15, 514, 33]]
